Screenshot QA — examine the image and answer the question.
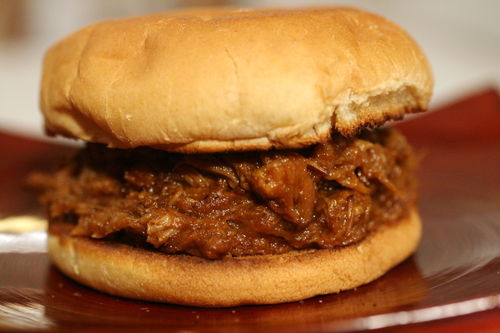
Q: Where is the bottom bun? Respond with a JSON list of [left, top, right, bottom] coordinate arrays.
[[48, 209, 421, 307]]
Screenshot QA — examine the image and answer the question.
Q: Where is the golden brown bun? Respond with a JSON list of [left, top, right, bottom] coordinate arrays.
[[40, 7, 433, 153], [47, 209, 421, 307]]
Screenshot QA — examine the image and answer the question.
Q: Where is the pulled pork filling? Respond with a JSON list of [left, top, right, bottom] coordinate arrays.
[[30, 128, 416, 259]]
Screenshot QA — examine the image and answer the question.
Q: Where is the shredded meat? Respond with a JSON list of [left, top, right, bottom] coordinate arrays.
[[29, 128, 416, 259]]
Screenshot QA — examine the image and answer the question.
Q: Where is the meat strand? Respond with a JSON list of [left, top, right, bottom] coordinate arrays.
[[29, 128, 416, 259]]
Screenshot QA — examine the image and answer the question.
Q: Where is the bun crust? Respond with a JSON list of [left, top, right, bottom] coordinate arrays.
[[41, 7, 432, 153], [48, 209, 421, 307]]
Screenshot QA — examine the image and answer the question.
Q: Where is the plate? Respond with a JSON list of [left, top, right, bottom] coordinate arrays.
[[0, 89, 499, 332]]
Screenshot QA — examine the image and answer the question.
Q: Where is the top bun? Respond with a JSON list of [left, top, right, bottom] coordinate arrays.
[[40, 7, 433, 153]]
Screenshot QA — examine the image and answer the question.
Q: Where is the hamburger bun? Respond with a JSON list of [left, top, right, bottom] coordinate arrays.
[[38, 7, 430, 307], [48, 209, 421, 307], [40, 7, 432, 153]]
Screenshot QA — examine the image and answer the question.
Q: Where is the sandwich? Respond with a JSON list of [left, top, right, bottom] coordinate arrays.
[[31, 7, 433, 307]]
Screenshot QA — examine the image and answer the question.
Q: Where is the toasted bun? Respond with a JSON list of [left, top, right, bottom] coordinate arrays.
[[40, 7, 432, 153], [47, 209, 420, 307]]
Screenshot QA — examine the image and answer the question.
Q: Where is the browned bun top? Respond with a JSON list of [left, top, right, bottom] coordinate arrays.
[[40, 7, 433, 153]]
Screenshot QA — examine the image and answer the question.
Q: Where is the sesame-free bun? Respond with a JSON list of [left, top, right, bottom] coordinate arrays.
[[47, 209, 420, 307], [40, 7, 433, 153]]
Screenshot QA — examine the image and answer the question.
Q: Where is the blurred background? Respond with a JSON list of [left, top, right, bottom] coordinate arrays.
[[0, 0, 498, 141]]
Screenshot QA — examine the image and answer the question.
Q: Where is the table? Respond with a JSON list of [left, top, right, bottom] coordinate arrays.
[[0, 89, 499, 332]]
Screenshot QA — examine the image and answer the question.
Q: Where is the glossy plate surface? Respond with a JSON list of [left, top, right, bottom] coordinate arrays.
[[0, 90, 499, 332]]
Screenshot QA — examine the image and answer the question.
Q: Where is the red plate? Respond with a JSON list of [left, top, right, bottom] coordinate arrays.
[[0, 89, 499, 332]]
